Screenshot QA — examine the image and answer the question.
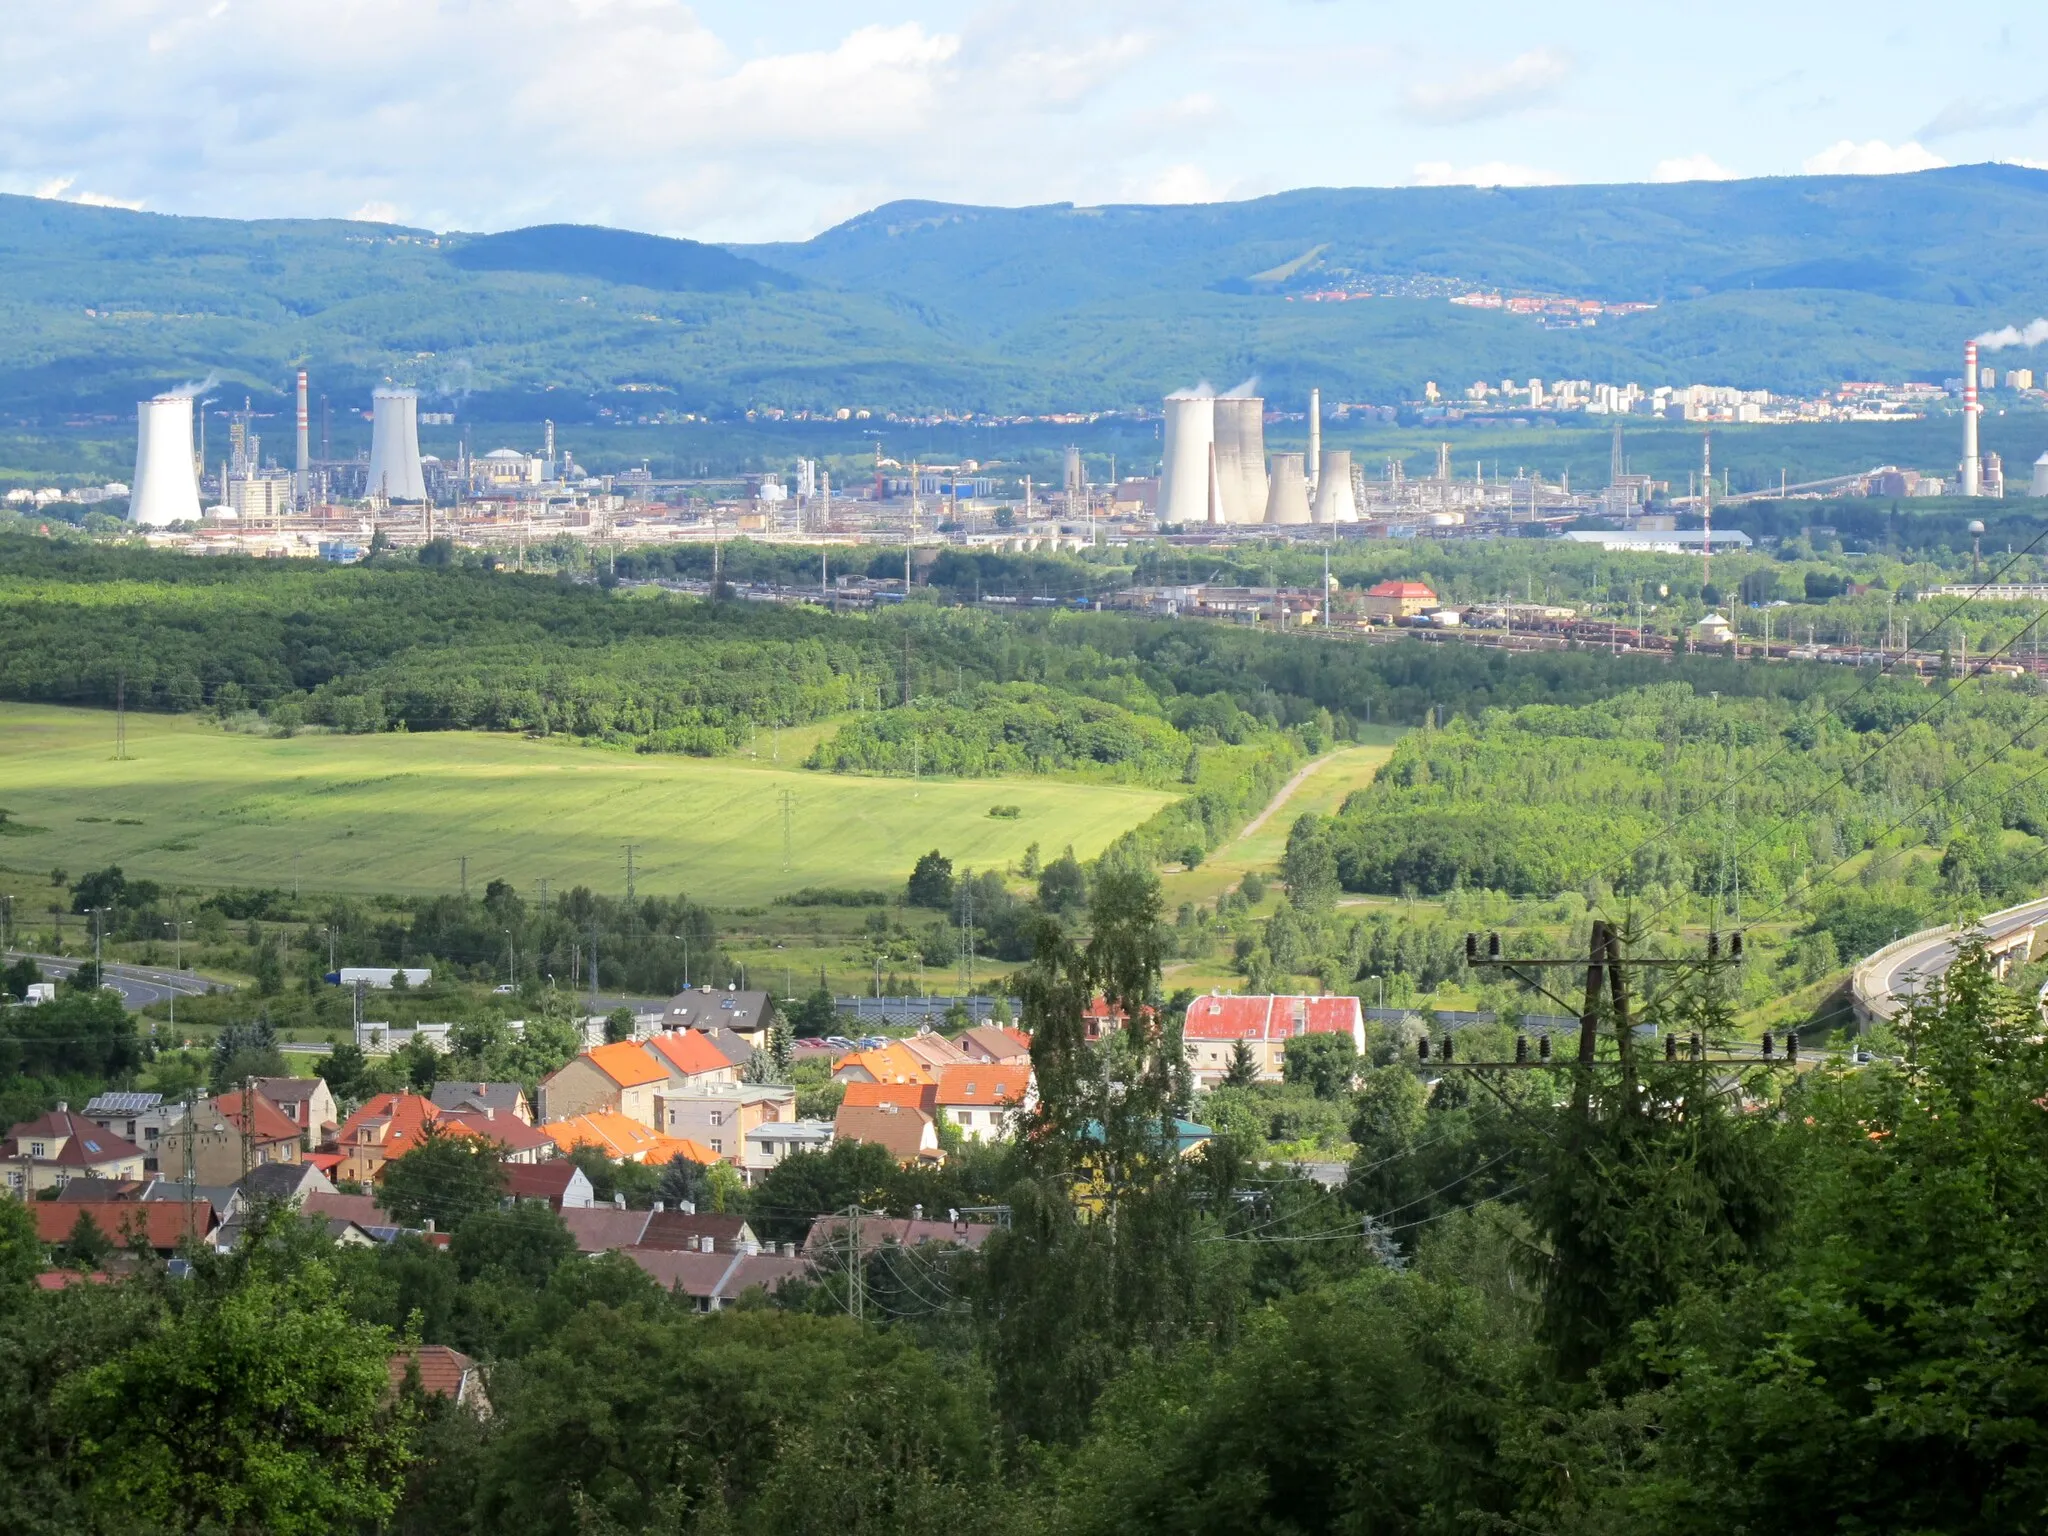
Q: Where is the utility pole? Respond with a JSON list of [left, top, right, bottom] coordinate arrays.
[[779, 789, 795, 872], [845, 1204, 866, 1321], [460, 856, 468, 898], [240, 1076, 254, 1182], [115, 672, 127, 761], [623, 844, 638, 904]]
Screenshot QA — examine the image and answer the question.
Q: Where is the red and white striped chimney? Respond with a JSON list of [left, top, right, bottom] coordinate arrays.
[[1962, 340, 1982, 497]]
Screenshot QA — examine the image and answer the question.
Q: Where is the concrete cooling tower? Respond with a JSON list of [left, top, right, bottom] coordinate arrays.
[[1312, 450, 1358, 523], [366, 388, 427, 502], [1264, 452, 1313, 525], [1160, 394, 1216, 524], [129, 394, 202, 527], [1212, 396, 1268, 524]]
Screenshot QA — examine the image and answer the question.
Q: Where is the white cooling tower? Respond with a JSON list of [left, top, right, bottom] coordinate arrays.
[[1212, 396, 1269, 524], [366, 388, 427, 502], [1312, 450, 1358, 523], [2031, 452, 2048, 499], [1160, 394, 1216, 524], [1264, 452, 1313, 525], [129, 394, 202, 527]]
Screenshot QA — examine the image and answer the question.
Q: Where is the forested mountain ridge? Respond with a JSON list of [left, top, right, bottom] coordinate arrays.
[[3, 164, 2044, 419]]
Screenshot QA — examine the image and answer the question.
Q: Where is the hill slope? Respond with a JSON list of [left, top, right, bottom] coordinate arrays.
[[1, 166, 2043, 421]]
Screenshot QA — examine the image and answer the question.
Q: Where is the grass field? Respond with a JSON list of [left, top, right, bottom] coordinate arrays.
[[0, 704, 1176, 905]]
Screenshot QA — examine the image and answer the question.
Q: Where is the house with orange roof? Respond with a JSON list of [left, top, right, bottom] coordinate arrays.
[[832, 1040, 940, 1088], [333, 1093, 443, 1186], [536, 1041, 670, 1128], [642, 1029, 740, 1091], [934, 1062, 1035, 1144], [540, 1110, 710, 1167], [1181, 993, 1367, 1088], [840, 1080, 937, 1115]]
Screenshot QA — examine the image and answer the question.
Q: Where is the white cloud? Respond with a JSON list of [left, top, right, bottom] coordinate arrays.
[[1139, 164, 1230, 203], [1654, 154, 1739, 183], [1410, 160, 1564, 188], [1402, 48, 1573, 125], [24, 175, 143, 210], [350, 201, 400, 225], [1801, 139, 1945, 175]]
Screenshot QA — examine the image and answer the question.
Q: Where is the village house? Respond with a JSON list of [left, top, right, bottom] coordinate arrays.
[[1181, 993, 1368, 1088], [79, 1092, 186, 1174], [536, 1041, 670, 1127], [160, 1092, 303, 1188], [655, 1082, 794, 1165], [251, 1077, 339, 1150], [934, 1062, 1034, 1143], [956, 1024, 1031, 1065], [332, 1093, 442, 1186], [3, 1106, 147, 1195], [832, 1102, 943, 1166], [429, 1081, 534, 1124]]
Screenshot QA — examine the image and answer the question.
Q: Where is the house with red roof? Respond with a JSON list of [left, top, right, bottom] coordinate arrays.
[[439, 1107, 555, 1164], [3, 1106, 147, 1196], [934, 1062, 1034, 1143], [32, 1197, 215, 1256], [389, 1346, 490, 1417], [1362, 580, 1439, 621], [1181, 993, 1368, 1088], [157, 1092, 302, 1188], [642, 1029, 740, 1092]]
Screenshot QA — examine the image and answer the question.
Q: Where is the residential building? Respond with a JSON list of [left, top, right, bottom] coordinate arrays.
[[956, 1024, 1031, 1064], [623, 1247, 809, 1311], [536, 1041, 670, 1127], [898, 1031, 970, 1072], [833, 1040, 942, 1087], [659, 987, 774, 1046], [558, 1205, 655, 1254], [840, 1080, 936, 1115], [637, 1209, 761, 1253], [540, 1109, 710, 1167], [159, 1091, 305, 1188], [1181, 994, 1368, 1088], [332, 1093, 441, 1186], [802, 1212, 997, 1259], [439, 1107, 554, 1163], [31, 1197, 214, 1256], [80, 1091, 186, 1173], [654, 1082, 794, 1164], [504, 1161, 596, 1210], [934, 1062, 1033, 1143], [742, 1119, 834, 1181], [3, 1107, 147, 1195], [235, 1161, 336, 1207], [388, 1346, 491, 1417], [429, 1081, 534, 1124], [695, 1026, 759, 1073], [642, 1028, 740, 1091], [1361, 580, 1439, 621], [252, 1077, 338, 1149], [833, 1102, 943, 1166]]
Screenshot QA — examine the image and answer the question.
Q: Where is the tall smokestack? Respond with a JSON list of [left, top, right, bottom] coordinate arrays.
[[1308, 388, 1322, 494], [295, 370, 310, 504], [1962, 340, 1983, 497]]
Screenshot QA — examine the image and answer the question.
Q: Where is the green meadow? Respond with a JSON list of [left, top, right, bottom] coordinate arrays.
[[0, 704, 1175, 904]]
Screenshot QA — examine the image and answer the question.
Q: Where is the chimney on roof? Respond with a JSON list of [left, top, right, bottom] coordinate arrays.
[[680, 1199, 695, 1215], [781, 1242, 796, 1257], [423, 1219, 435, 1233], [614, 1194, 626, 1210], [57, 1102, 67, 1114], [912, 1204, 923, 1221]]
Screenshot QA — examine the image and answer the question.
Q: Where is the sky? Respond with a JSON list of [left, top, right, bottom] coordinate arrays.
[[4, 0, 2046, 244]]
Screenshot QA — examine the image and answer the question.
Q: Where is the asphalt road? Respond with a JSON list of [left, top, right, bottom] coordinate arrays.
[[1862, 895, 2048, 1018], [6, 951, 222, 1012]]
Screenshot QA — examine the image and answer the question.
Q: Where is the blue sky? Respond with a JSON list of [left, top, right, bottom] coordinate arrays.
[[4, 0, 2044, 242]]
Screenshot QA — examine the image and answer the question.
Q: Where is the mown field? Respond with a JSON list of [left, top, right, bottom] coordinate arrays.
[[0, 704, 1174, 905]]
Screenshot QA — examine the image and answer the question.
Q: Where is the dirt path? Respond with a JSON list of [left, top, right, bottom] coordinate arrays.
[[1240, 753, 1337, 841]]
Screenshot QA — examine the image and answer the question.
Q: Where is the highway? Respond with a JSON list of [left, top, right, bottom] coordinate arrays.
[[1853, 895, 2048, 1022], [5, 951, 223, 1012]]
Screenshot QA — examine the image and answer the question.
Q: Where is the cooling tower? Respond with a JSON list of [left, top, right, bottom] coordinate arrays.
[[1212, 396, 1268, 524], [1264, 452, 1313, 525], [129, 394, 203, 527], [1160, 394, 1216, 524], [366, 388, 427, 502], [2032, 452, 2048, 499], [1312, 450, 1358, 523]]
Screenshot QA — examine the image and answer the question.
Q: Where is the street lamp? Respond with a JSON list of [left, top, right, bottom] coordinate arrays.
[[503, 929, 515, 989], [669, 934, 690, 990]]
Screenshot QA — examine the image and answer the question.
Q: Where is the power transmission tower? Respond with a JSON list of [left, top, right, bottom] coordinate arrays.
[[844, 1204, 866, 1321], [779, 789, 795, 872], [460, 856, 468, 897], [623, 843, 638, 904]]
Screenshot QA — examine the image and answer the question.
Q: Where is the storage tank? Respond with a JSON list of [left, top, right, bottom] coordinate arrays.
[[129, 394, 203, 527], [1212, 396, 1268, 524], [1312, 450, 1358, 523], [1159, 394, 1215, 525], [366, 388, 427, 502], [1263, 452, 1313, 525]]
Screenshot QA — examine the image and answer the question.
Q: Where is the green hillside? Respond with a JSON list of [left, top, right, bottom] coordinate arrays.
[[3, 165, 2046, 422]]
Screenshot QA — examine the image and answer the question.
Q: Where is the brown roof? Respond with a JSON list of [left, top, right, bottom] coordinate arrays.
[[252, 1076, 323, 1104], [558, 1207, 654, 1254], [624, 1247, 810, 1303], [212, 1091, 302, 1147], [503, 1161, 585, 1206], [35, 1269, 112, 1289], [47, 1177, 147, 1202], [833, 1103, 940, 1165], [802, 1214, 997, 1258], [958, 1024, 1031, 1062], [438, 1109, 553, 1156], [300, 1192, 387, 1227], [636, 1210, 758, 1252], [4, 1110, 145, 1169], [388, 1345, 487, 1413], [32, 1200, 214, 1249]]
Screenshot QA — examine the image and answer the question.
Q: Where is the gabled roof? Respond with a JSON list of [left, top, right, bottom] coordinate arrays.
[[1366, 580, 1437, 599], [389, 1345, 489, 1414], [236, 1162, 335, 1203], [251, 1076, 324, 1105], [583, 1042, 670, 1090], [212, 1091, 302, 1146], [833, 1103, 941, 1165], [46, 1176, 146, 1202], [541, 1112, 705, 1166], [661, 988, 771, 1035], [637, 1210, 759, 1252], [802, 1213, 996, 1258], [335, 1094, 441, 1160], [934, 1062, 1032, 1108], [1181, 993, 1365, 1042], [834, 1040, 939, 1087], [696, 1027, 758, 1067], [899, 1032, 969, 1069], [429, 1082, 528, 1117], [958, 1024, 1031, 1062], [439, 1109, 553, 1156], [33, 1199, 214, 1249], [301, 1191, 387, 1227], [504, 1161, 589, 1207], [841, 1080, 938, 1114], [625, 1247, 809, 1303], [644, 1029, 732, 1079], [558, 1206, 654, 1254]]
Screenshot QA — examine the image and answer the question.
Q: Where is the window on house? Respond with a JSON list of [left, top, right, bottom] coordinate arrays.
[[709, 1111, 723, 1127], [29, 1142, 45, 1159], [711, 1140, 722, 1154]]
